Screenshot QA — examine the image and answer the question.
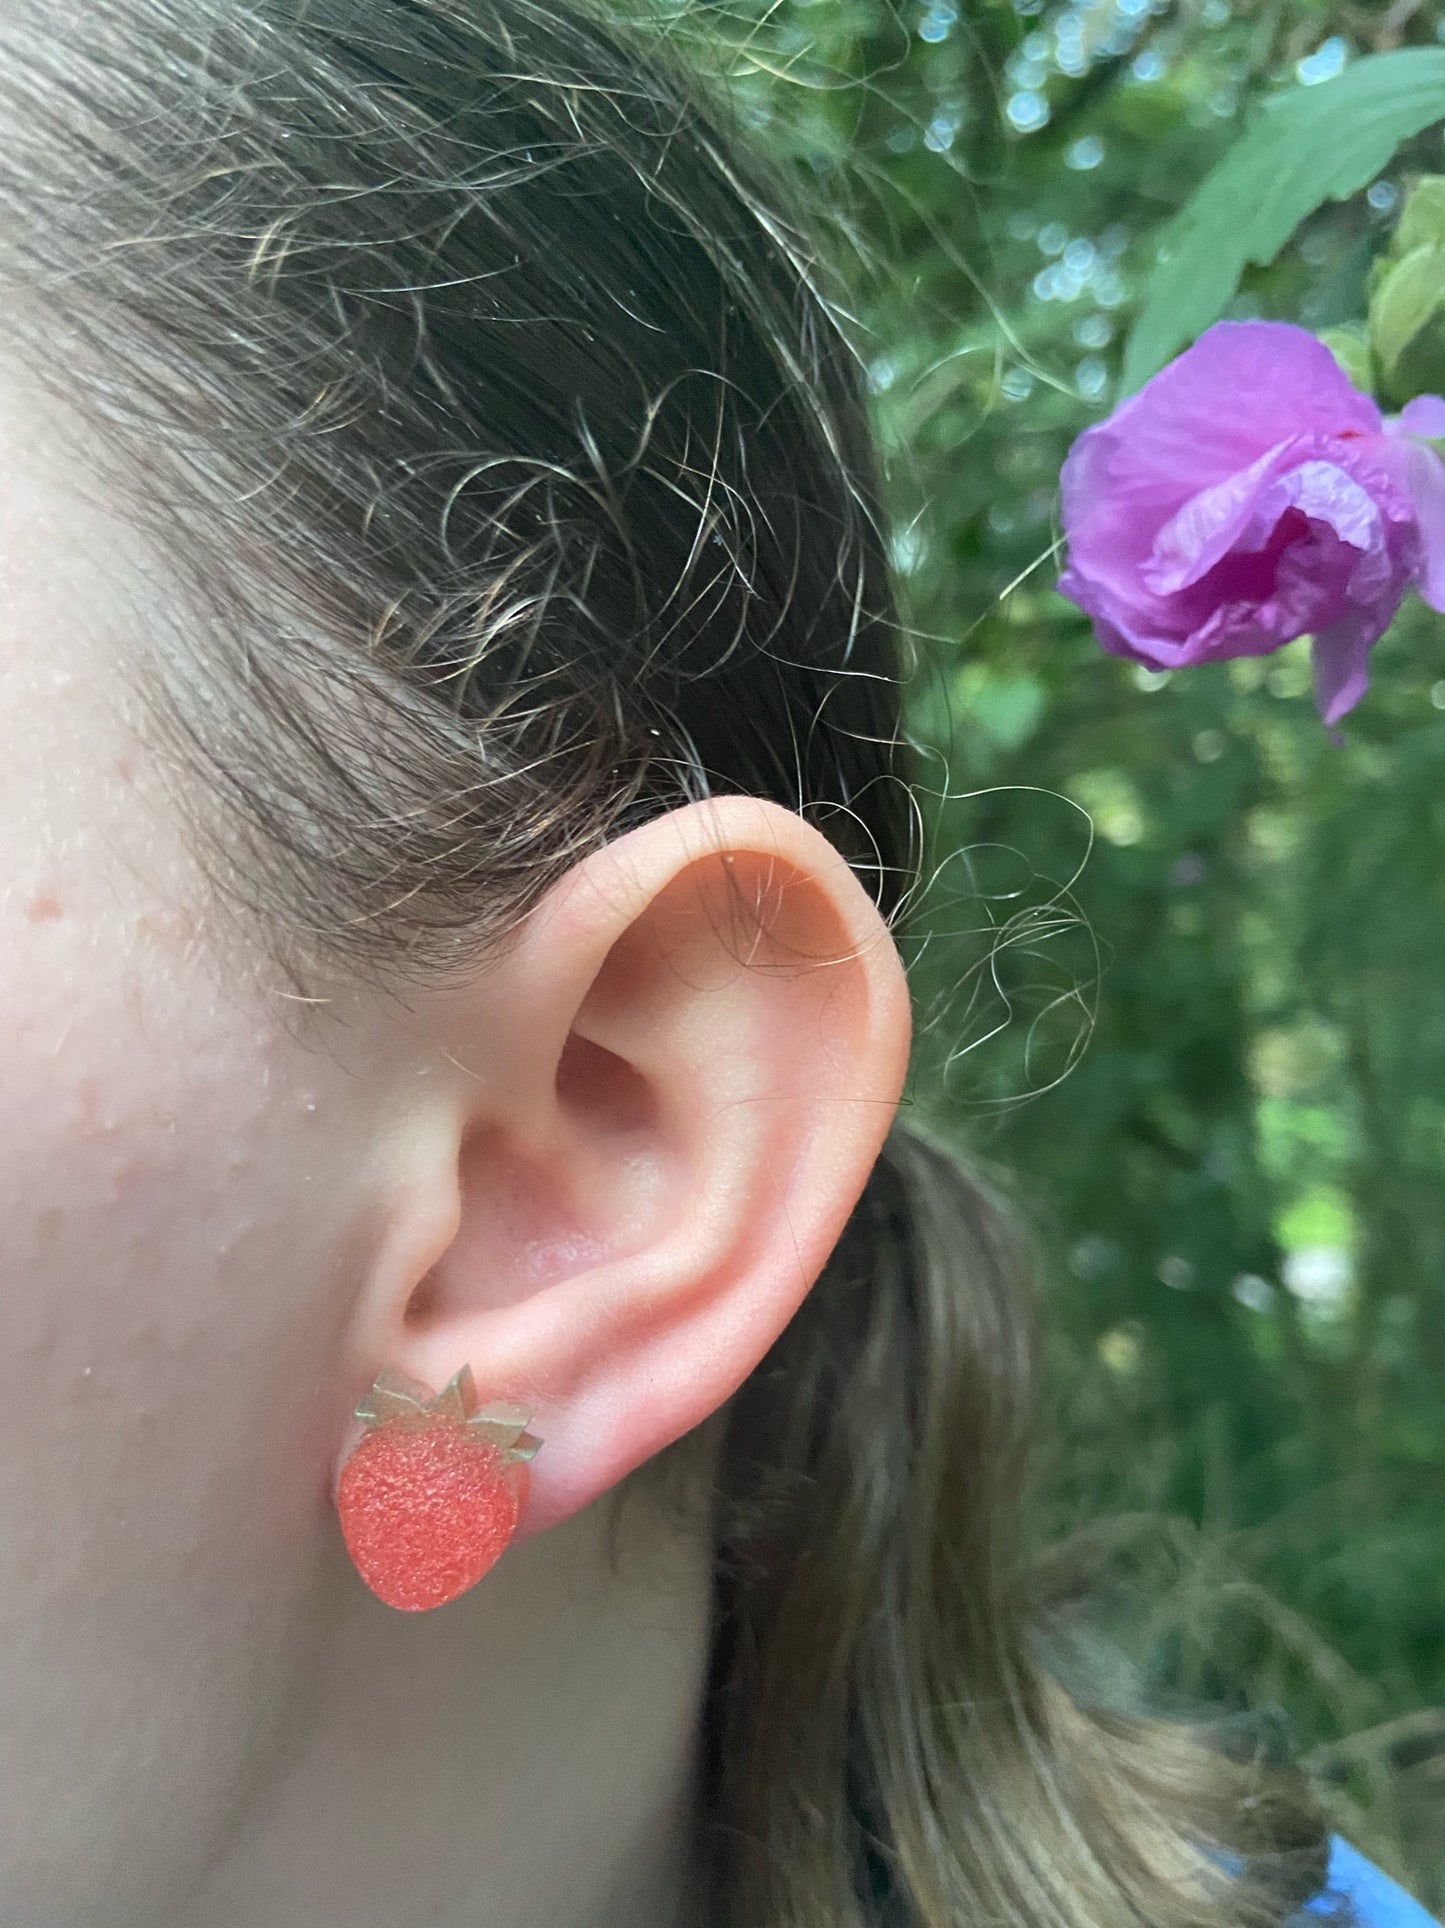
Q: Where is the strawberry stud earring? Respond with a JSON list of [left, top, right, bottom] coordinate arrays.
[[336, 1364, 542, 1612]]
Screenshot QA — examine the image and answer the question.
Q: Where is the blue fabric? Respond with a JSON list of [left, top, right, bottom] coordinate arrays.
[[1292, 1838, 1439, 1925]]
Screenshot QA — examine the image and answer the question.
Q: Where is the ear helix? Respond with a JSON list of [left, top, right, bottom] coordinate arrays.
[[335, 1364, 542, 1612]]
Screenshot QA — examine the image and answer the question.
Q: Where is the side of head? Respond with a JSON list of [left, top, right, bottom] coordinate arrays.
[[0, 4, 1330, 1926], [0, 6, 919, 1920]]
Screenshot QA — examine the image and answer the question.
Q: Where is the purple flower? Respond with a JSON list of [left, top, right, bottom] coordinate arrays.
[[1057, 320, 1445, 724]]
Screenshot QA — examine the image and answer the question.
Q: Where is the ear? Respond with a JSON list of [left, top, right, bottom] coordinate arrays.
[[336, 796, 911, 1541]]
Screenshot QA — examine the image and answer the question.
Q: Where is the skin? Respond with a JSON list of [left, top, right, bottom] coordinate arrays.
[[0, 363, 912, 1928]]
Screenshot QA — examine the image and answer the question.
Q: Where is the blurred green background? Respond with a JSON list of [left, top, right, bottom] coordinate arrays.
[[672, 0, 1445, 1898]]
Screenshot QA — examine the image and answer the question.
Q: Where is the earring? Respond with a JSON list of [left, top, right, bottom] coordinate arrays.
[[335, 1364, 542, 1612]]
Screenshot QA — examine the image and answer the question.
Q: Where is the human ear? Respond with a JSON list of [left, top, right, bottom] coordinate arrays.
[[335, 796, 911, 1543]]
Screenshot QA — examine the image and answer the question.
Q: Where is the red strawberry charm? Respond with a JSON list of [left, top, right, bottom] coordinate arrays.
[[336, 1365, 542, 1611]]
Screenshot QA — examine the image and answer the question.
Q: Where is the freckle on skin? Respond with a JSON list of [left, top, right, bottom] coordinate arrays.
[[26, 893, 63, 922]]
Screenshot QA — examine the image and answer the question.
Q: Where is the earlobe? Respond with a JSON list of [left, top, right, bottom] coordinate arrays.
[[334, 798, 911, 1596]]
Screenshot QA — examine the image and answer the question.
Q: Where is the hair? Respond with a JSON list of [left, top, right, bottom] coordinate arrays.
[[0, 1, 1337, 1921]]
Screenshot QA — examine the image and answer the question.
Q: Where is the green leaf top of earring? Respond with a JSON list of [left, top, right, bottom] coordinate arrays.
[[353, 1363, 542, 1463]]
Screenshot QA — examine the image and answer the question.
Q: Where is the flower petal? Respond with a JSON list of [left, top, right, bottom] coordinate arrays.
[[1057, 564, 1186, 664], [1056, 322, 1420, 718], [1142, 441, 1300, 596], [1275, 459, 1390, 553], [1311, 606, 1387, 726], [1399, 438, 1445, 612], [1109, 322, 1380, 498], [1396, 394, 1445, 441]]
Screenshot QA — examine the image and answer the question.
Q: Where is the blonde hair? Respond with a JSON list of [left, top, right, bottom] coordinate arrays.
[[0, 1, 1332, 1919]]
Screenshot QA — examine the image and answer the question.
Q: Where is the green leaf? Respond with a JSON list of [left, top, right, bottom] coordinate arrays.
[[1122, 50, 1445, 394], [1369, 244, 1445, 386], [1315, 324, 1374, 394], [1394, 175, 1445, 258]]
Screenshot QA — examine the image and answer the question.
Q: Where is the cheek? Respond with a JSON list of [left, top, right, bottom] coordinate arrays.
[[0, 892, 363, 1921], [0, 897, 315, 1540], [0, 378, 379, 1921]]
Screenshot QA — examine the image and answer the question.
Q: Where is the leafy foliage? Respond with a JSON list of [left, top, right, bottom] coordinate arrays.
[[660, 0, 1445, 1899], [1124, 47, 1445, 388]]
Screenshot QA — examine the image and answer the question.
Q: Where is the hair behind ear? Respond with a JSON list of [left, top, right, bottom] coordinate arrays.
[[690, 1115, 1331, 1928]]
